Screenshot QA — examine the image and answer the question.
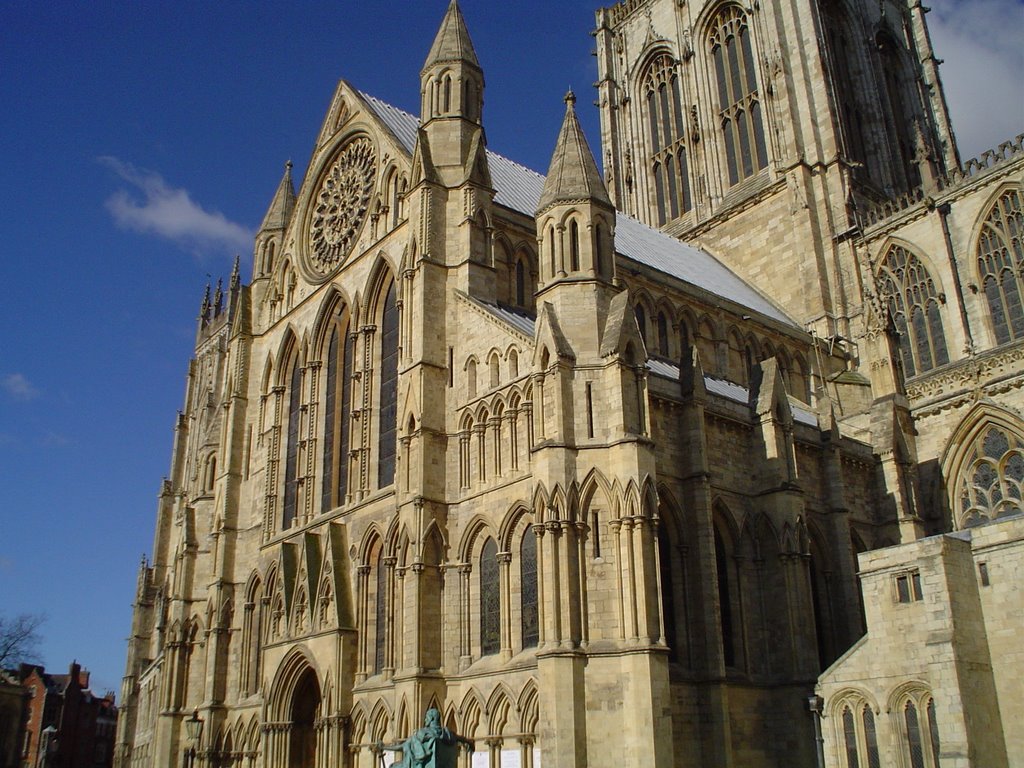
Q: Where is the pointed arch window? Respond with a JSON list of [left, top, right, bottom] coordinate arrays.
[[953, 422, 1024, 528], [570, 220, 581, 271], [714, 524, 737, 667], [515, 258, 527, 307], [877, 34, 920, 191], [709, 5, 768, 186], [521, 527, 538, 648], [480, 537, 500, 656], [378, 283, 399, 488], [977, 188, 1024, 344], [876, 246, 949, 377], [372, 543, 388, 674], [322, 311, 354, 512], [283, 359, 302, 530], [642, 53, 691, 225], [658, 518, 679, 661], [657, 312, 670, 356]]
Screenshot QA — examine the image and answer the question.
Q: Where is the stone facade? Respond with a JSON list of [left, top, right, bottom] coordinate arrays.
[[815, 516, 1024, 767], [114, 1, 1023, 767]]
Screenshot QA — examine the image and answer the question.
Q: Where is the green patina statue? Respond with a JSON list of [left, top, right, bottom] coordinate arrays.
[[377, 707, 474, 768]]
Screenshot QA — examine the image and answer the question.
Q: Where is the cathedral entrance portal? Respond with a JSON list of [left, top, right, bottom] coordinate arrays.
[[289, 668, 320, 768]]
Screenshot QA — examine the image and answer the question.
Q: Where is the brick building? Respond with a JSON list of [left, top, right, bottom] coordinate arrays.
[[21, 663, 117, 768], [114, 1, 1022, 766]]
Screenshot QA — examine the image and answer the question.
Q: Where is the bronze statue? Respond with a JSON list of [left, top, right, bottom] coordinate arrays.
[[376, 707, 474, 768]]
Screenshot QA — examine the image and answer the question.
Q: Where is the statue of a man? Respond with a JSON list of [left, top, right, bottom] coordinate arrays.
[[377, 708, 473, 768]]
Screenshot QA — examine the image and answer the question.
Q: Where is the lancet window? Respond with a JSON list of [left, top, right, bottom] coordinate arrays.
[[709, 5, 768, 186], [378, 282, 399, 488], [521, 527, 538, 649], [876, 246, 949, 377], [642, 53, 691, 224], [322, 308, 355, 512], [480, 537, 500, 656], [954, 423, 1024, 528], [977, 188, 1024, 344], [837, 699, 881, 768], [283, 358, 302, 530]]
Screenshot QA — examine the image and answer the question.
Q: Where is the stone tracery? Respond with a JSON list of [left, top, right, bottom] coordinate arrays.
[[309, 136, 377, 276]]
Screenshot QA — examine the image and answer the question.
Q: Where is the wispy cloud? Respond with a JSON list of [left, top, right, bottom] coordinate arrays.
[[1, 373, 39, 402], [929, 0, 1024, 160], [100, 156, 253, 253]]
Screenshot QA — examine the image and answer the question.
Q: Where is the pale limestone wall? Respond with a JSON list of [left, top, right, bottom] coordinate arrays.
[[816, 516, 1024, 767]]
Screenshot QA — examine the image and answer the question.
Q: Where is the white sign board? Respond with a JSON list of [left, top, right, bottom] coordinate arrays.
[[533, 747, 541, 768], [500, 749, 522, 768], [471, 752, 491, 768]]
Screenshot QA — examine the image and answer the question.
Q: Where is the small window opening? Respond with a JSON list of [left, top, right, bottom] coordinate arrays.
[[586, 381, 595, 438], [895, 570, 923, 603], [978, 562, 990, 587]]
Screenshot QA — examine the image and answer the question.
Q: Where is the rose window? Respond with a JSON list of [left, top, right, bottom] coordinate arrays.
[[308, 137, 376, 275]]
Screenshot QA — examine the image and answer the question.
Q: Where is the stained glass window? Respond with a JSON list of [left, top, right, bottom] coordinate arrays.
[[709, 7, 767, 186], [927, 699, 940, 767], [521, 528, 538, 648], [378, 283, 399, 488], [863, 706, 880, 768], [374, 546, 387, 674], [876, 246, 949, 377], [283, 361, 302, 530], [642, 53, 691, 224], [842, 706, 860, 768], [905, 701, 925, 768], [480, 538, 500, 656], [977, 188, 1024, 343], [322, 316, 354, 512], [955, 424, 1024, 528]]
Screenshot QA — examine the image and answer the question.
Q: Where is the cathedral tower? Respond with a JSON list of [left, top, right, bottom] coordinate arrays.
[[595, 0, 959, 339]]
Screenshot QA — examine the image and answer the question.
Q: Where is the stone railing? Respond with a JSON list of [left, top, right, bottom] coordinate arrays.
[[862, 133, 1024, 228], [947, 133, 1024, 184], [603, 0, 651, 26]]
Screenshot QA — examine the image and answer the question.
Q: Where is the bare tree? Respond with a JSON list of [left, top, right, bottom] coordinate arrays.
[[0, 613, 45, 668]]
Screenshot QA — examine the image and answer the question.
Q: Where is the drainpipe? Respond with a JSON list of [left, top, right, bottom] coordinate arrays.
[[937, 202, 974, 354], [807, 695, 826, 768]]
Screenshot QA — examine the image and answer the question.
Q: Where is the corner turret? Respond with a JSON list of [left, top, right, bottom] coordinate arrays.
[[417, 1, 488, 186], [536, 91, 616, 294]]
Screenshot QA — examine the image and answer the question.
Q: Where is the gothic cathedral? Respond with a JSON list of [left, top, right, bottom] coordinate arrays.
[[115, 1, 1024, 767]]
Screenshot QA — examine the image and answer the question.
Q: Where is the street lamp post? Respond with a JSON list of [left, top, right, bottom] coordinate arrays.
[[183, 709, 204, 768]]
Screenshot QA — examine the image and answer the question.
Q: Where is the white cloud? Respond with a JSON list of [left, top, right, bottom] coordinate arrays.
[[927, 0, 1024, 160], [100, 157, 253, 253], [1, 373, 38, 401]]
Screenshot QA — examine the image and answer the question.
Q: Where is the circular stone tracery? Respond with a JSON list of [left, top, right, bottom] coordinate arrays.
[[308, 136, 377, 276]]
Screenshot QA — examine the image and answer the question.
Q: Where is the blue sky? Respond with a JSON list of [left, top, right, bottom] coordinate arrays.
[[0, 0, 1021, 696]]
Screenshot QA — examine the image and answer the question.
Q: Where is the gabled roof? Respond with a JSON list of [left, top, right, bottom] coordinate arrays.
[[423, 0, 480, 72], [358, 92, 795, 327], [537, 92, 611, 214]]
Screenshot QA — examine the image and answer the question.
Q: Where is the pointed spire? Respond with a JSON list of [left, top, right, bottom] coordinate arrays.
[[199, 283, 211, 325], [213, 278, 224, 316], [537, 91, 611, 214], [230, 254, 241, 290], [260, 160, 296, 232], [423, 0, 480, 72]]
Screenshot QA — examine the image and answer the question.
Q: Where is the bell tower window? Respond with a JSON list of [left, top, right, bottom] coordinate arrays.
[[642, 54, 691, 225], [709, 5, 768, 186]]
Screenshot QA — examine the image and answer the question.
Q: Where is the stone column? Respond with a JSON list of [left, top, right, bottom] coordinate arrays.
[[498, 551, 513, 660]]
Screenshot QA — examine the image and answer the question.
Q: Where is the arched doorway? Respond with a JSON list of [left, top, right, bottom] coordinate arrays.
[[289, 668, 320, 768]]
